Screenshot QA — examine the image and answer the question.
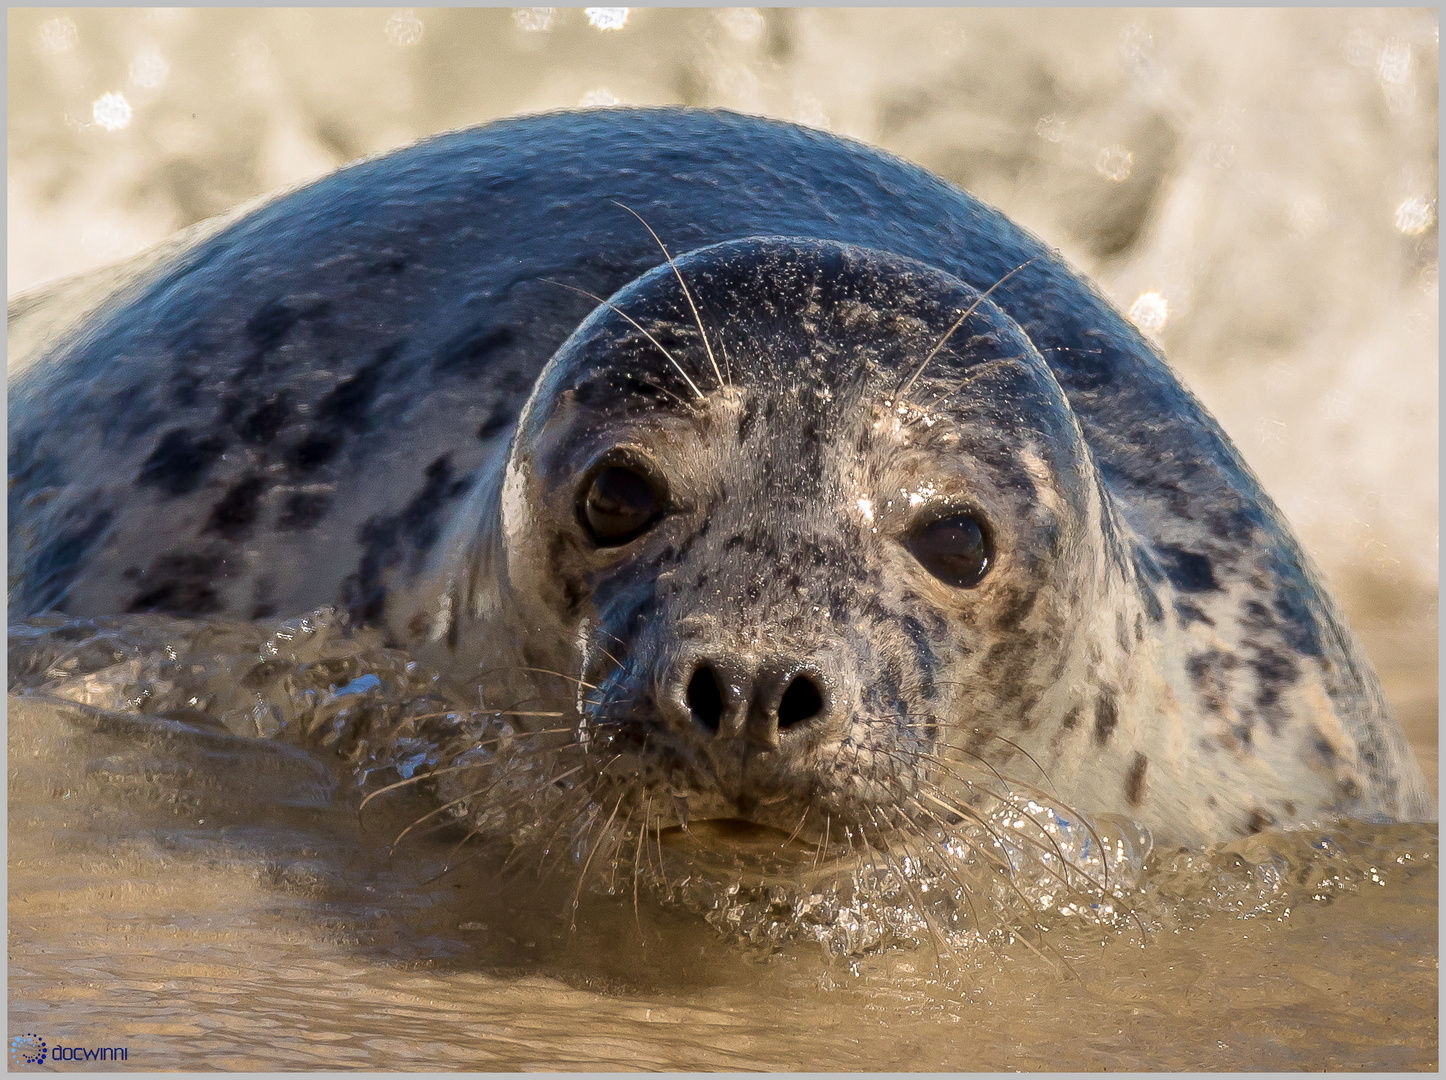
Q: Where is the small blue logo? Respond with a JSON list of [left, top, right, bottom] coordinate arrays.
[[10, 1033, 47, 1067]]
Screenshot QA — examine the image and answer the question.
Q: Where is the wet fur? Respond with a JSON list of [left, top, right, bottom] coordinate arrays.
[[9, 108, 1432, 852]]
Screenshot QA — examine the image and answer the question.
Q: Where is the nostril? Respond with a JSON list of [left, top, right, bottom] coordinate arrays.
[[777, 674, 824, 729], [686, 664, 725, 731]]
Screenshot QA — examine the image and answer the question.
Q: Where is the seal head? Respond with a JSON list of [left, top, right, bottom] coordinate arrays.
[[409, 238, 1125, 845]]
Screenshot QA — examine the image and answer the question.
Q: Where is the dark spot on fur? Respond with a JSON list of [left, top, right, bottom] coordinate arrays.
[[236, 297, 332, 380], [250, 601, 278, 619], [1125, 752, 1147, 806], [476, 404, 513, 440], [961, 726, 991, 757], [342, 457, 470, 624], [992, 586, 1038, 632], [1186, 649, 1240, 714], [169, 365, 203, 408], [433, 324, 517, 378], [737, 397, 760, 443], [1061, 705, 1080, 730], [400, 456, 469, 557], [1093, 692, 1118, 746], [317, 340, 404, 432], [204, 476, 268, 541], [278, 491, 332, 531], [345, 516, 399, 626], [127, 552, 225, 615], [245, 298, 302, 354], [1155, 544, 1220, 593], [136, 429, 226, 497], [286, 433, 341, 473], [366, 252, 409, 276], [1245, 809, 1275, 835], [1173, 599, 1214, 627], [238, 394, 291, 444], [1249, 647, 1300, 732], [1270, 565, 1324, 657]]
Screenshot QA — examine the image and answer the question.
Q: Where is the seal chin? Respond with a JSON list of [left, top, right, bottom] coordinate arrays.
[[658, 819, 844, 878]]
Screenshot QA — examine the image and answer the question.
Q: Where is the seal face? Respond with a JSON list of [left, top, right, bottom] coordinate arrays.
[[8, 108, 1432, 851], [485, 239, 1100, 841]]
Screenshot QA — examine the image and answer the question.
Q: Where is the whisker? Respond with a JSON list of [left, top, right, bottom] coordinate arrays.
[[633, 795, 650, 942], [609, 801, 637, 896], [904, 353, 1028, 421], [514, 665, 600, 691], [894, 258, 1038, 400], [866, 807, 954, 965], [896, 730, 1113, 890], [540, 277, 705, 401], [610, 200, 726, 390], [782, 805, 811, 849], [572, 793, 625, 931], [359, 761, 490, 814], [813, 814, 831, 872]]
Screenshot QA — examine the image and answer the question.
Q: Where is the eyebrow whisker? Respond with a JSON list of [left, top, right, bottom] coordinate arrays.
[[894, 258, 1037, 401], [541, 277, 706, 401], [611, 199, 727, 391]]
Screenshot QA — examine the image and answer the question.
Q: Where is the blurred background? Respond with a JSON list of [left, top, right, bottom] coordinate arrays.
[[6, 7, 1438, 775]]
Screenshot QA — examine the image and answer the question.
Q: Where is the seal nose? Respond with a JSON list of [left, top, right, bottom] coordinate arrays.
[[679, 657, 829, 746]]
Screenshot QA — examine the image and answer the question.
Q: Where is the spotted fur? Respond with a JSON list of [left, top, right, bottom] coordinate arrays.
[[9, 108, 1431, 848]]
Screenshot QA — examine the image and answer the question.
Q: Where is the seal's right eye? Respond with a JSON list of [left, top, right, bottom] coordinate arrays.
[[906, 512, 993, 588], [580, 465, 665, 547]]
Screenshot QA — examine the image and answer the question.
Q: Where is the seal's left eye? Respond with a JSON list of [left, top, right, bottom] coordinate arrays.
[[581, 465, 665, 547], [906, 512, 992, 588]]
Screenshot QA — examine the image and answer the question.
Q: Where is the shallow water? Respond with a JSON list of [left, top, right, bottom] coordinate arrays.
[[8, 614, 1437, 1071]]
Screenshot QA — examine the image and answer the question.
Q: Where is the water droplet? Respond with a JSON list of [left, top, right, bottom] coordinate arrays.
[[1394, 196, 1436, 236], [1095, 144, 1134, 182], [92, 92, 133, 132], [35, 16, 78, 56], [585, 7, 629, 32], [1035, 115, 1067, 144], [1127, 291, 1169, 334], [717, 8, 763, 43], [128, 49, 169, 90], [385, 10, 424, 47], [513, 8, 556, 33]]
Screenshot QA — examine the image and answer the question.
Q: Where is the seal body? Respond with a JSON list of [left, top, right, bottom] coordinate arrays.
[[8, 108, 1432, 848]]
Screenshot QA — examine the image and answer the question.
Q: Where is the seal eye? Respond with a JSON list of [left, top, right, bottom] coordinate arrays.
[[906, 513, 992, 588], [581, 465, 664, 547]]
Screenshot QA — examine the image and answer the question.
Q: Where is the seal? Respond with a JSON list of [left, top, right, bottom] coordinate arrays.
[[8, 108, 1432, 852]]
